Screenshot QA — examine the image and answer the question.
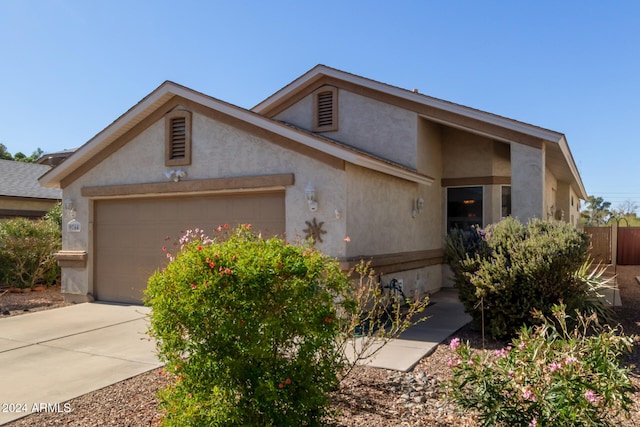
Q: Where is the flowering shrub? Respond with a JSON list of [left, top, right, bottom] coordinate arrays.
[[145, 225, 355, 426], [447, 305, 634, 426], [445, 217, 597, 339]]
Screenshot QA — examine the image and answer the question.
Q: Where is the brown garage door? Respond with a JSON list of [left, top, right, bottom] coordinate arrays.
[[94, 192, 285, 304]]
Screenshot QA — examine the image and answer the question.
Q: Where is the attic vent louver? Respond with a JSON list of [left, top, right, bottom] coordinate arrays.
[[165, 110, 192, 166], [317, 92, 334, 128], [313, 86, 338, 132], [169, 117, 186, 159]]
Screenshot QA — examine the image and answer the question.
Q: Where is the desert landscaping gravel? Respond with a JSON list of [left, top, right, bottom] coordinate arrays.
[[3, 267, 640, 426]]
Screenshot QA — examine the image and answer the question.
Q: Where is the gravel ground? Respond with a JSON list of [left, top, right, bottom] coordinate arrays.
[[3, 267, 640, 426]]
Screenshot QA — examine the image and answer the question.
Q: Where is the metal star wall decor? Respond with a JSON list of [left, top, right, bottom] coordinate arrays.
[[303, 217, 327, 243]]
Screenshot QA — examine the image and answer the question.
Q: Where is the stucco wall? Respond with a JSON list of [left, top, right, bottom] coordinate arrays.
[[60, 107, 350, 299], [345, 164, 442, 295], [441, 128, 494, 178], [345, 164, 439, 256], [275, 89, 418, 169]]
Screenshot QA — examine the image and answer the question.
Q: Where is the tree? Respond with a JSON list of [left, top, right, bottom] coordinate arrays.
[[581, 195, 612, 226], [0, 143, 13, 160], [14, 148, 43, 163], [0, 145, 44, 163], [616, 199, 638, 216]]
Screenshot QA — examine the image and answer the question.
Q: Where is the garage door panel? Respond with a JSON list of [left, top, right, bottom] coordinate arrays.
[[94, 192, 285, 304]]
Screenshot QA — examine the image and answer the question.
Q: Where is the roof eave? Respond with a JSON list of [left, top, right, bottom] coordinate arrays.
[[39, 80, 433, 188]]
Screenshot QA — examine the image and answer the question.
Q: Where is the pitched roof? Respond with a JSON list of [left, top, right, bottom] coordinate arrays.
[[39, 81, 434, 188], [254, 65, 587, 199], [0, 160, 62, 200]]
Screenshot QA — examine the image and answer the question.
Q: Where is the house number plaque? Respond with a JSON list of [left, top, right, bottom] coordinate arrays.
[[67, 219, 81, 233]]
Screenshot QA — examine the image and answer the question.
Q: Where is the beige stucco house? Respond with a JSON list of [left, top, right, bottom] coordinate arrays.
[[39, 65, 586, 304]]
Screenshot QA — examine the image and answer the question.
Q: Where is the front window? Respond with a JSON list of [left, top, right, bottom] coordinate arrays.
[[447, 186, 483, 231]]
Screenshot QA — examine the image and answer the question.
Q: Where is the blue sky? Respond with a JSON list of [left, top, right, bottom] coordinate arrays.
[[1, 1, 638, 209]]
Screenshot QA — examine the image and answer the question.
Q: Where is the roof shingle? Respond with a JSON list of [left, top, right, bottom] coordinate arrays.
[[0, 160, 62, 200]]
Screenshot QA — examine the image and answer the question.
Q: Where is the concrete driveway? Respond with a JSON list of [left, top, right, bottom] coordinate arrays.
[[0, 303, 161, 425]]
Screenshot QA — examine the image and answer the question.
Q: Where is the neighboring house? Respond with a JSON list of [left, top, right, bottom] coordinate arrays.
[[39, 65, 587, 304], [0, 159, 61, 219], [36, 148, 76, 167]]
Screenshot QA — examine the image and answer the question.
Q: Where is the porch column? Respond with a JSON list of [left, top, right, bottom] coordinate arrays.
[[511, 142, 545, 222]]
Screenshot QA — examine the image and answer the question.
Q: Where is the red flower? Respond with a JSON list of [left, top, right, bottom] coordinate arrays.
[[197, 246, 203, 251], [191, 284, 197, 289], [209, 262, 215, 268], [223, 223, 229, 229], [285, 378, 291, 385], [162, 246, 167, 251], [278, 382, 284, 389], [325, 316, 333, 323]]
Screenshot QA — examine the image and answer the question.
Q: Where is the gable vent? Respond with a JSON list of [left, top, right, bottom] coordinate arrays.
[[313, 86, 338, 132], [317, 92, 334, 128], [165, 109, 191, 166], [169, 117, 186, 159]]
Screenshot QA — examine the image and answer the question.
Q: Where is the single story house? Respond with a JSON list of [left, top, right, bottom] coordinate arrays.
[[39, 65, 587, 304], [0, 159, 61, 219]]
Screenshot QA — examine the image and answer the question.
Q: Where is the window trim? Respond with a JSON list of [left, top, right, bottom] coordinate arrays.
[[313, 86, 338, 132], [165, 110, 192, 166]]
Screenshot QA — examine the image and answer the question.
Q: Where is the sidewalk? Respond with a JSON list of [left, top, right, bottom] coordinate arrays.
[[345, 288, 471, 372]]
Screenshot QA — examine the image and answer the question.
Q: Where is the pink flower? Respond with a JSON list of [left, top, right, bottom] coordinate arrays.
[[449, 337, 461, 351], [508, 370, 515, 378], [494, 346, 511, 359], [446, 357, 461, 367], [190, 284, 197, 289], [585, 389, 601, 404], [344, 236, 351, 242], [564, 355, 578, 365], [518, 341, 526, 351], [529, 417, 537, 427], [522, 387, 536, 401], [549, 361, 561, 372]]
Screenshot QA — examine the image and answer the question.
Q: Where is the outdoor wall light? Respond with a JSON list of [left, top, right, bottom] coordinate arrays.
[[164, 169, 187, 182], [63, 198, 76, 219], [412, 197, 425, 218], [305, 183, 318, 212]]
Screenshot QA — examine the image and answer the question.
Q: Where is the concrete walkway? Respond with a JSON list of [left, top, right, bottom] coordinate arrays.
[[0, 303, 160, 425], [345, 288, 472, 372], [0, 289, 469, 424]]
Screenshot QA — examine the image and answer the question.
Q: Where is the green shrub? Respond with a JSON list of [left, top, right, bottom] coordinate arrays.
[[145, 225, 356, 426], [0, 215, 61, 288], [445, 217, 595, 339], [447, 305, 634, 426]]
